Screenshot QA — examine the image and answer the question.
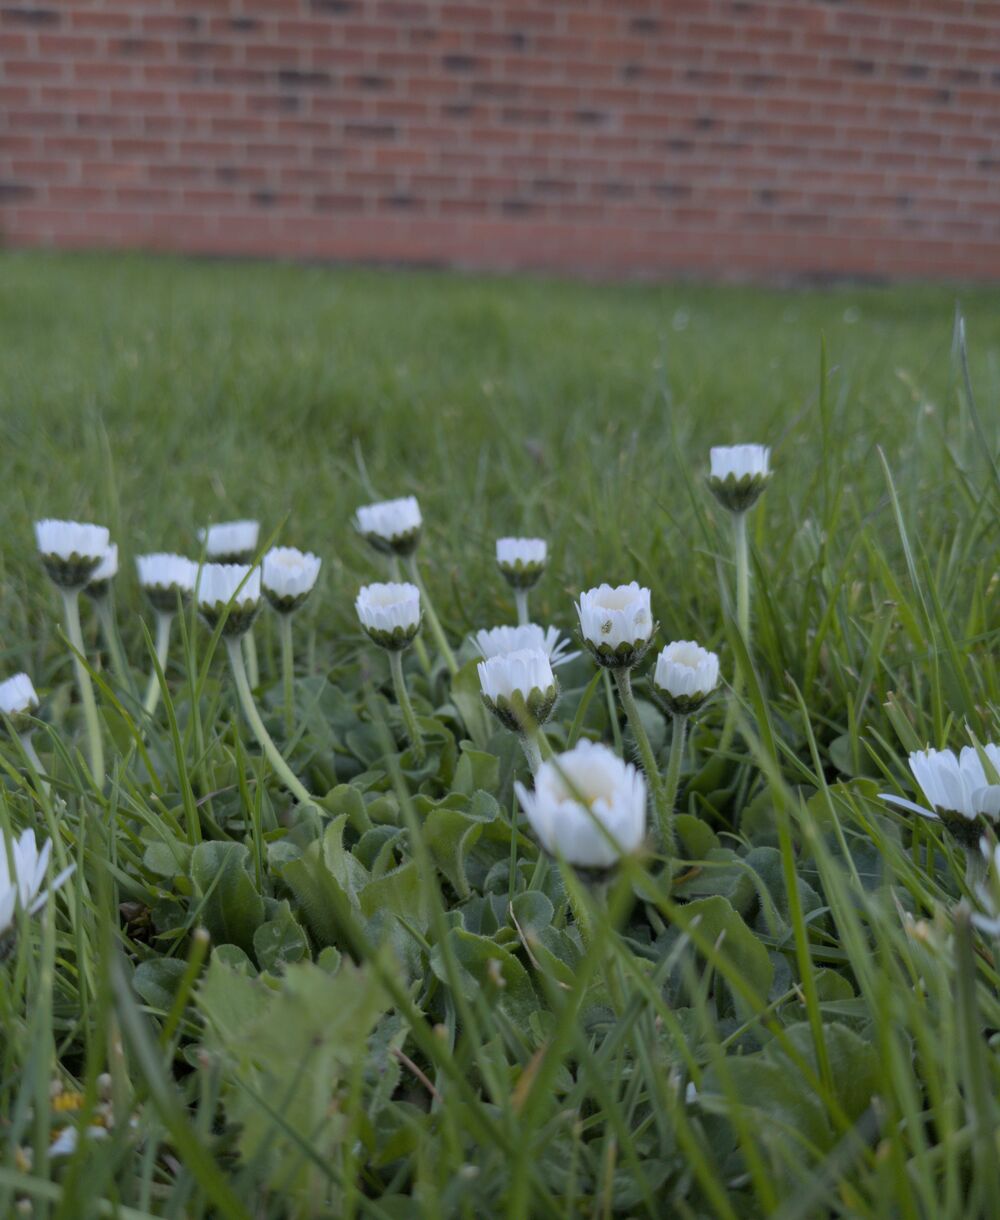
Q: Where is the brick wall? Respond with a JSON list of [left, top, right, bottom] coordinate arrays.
[[2, 0, 1000, 281]]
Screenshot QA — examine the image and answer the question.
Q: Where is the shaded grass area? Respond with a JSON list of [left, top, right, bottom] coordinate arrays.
[[1, 251, 1000, 1218]]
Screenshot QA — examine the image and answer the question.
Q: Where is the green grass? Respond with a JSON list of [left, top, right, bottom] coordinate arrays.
[[2, 249, 1000, 1218]]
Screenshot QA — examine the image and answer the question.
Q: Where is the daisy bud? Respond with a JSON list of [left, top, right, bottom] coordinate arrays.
[[496, 537, 547, 591], [0, 673, 40, 736], [354, 496, 422, 558], [197, 520, 260, 564], [908, 745, 1000, 847], [262, 546, 322, 614], [576, 582, 654, 670], [708, 444, 771, 513], [355, 581, 421, 651], [474, 623, 578, 668], [653, 640, 720, 715], [515, 740, 646, 871], [136, 553, 198, 613], [478, 648, 558, 733], [35, 519, 110, 589], [197, 563, 262, 636], [84, 543, 119, 600]]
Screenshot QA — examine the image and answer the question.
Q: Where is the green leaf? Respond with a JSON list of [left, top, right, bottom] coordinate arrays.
[[190, 841, 265, 956], [452, 744, 500, 797], [449, 658, 493, 749], [430, 927, 539, 1026], [679, 895, 774, 1017], [254, 903, 309, 974], [133, 958, 188, 1012]]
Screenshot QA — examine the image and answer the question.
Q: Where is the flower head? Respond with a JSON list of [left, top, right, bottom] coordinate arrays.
[[478, 648, 557, 733], [708, 444, 771, 513], [354, 497, 422, 558], [35, 519, 110, 589], [356, 581, 421, 650], [576, 582, 654, 669], [515, 740, 647, 870], [262, 546, 321, 614], [198, 520, 260, 564], [906, 746, 1000, 841], [653, 640, 720, 715], [496, 537, 547, 590], [197, 563, 262, 636], [0, 673, 39, 736], [84, 543, 119, 599], [0, 829, 75, 939], [474, 623, 578, 668], [136, 553, 198, 613]]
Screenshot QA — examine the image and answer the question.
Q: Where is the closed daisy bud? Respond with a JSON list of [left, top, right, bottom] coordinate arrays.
[[354, 496, 422, 558], [198, 520, 260, 564], [0, 673, 39, 736], [35, 519, 110, 589], [907, 745, 1000, 846], [136, 553, 198, 613], [515, 740, 646, 870], [653, 640, 720, 715], [576, 582, 654, 670], [496, 537, 547, 591], [197, 563, 261, 636], [84, 544, 118, 600], [708, 444, 771, 513], [355, 581, 421, 650], [474, 623, 578, 668], [478, 648, 558, 733], [262, 546, 321, 614]]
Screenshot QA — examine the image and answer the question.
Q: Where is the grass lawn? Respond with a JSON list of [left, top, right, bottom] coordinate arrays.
[[2, 249, 1000, 1217]]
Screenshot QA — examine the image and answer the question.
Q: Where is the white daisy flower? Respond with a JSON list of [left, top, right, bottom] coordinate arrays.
[[478, 647, 557, 732], [496, 537, 547, 589], [198, 520, 260, 562], [0, 829, 76, 938], [653, 640, 720, 714], [262, 546, 321, 613], [708, 444, 771, 512], [136, 553, 198, 612], [355, 581, 421, 650], [35, 519, 110, 588], [515, 740, 647, 870], [473, 623, 578, 668], [354, 496, 422, 557], [576, 582, 654, 669], [197, 563, 261, 636]]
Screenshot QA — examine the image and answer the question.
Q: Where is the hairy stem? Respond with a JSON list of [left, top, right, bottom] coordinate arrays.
[[660, 713, 688, 851], [612, 667, 672, 855], [388, 649, 425, 761], [279, 611, 295, 738], [60, 588, 104, 787], [225, 635, 313, 807], [405, 554, 458, 676], [143, 611, 173, 717], [515, 589, 530, 626], [243, 628, 260, 689], [720, 510, 751, 754], [519, 732, 543, 776]]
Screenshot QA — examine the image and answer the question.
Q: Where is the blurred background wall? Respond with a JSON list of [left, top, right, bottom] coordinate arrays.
[[2, 0, 999, 281]]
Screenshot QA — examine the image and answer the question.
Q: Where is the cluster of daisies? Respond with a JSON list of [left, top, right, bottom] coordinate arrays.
[[3, 440, 1000, 920]]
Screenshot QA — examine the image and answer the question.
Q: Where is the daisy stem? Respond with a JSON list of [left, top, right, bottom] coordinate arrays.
[[388, 649, 425, 761], [279, 612, 295, 738], [734, 509, 751, 645], [405, 554, 458, 676], [224, 635, 313, 807], [612, 667, 673, 855], [519, 732, 543, 776], [661, 713, 688, 840], [720, 510, 751, 754], [243, 627, 260, 689], [60, 588, 104, 787], [18, 732, 49, 796], [515, 589, 530, 626], [94, 595, 130, 689], [143, 611, 173, 717]]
